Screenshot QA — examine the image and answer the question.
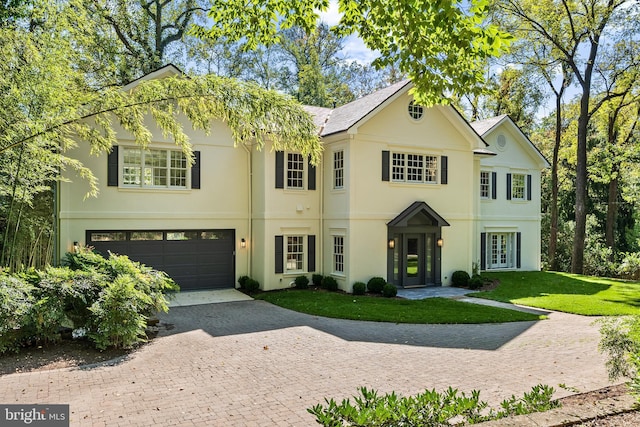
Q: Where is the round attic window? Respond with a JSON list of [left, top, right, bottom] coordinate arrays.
[[408, 100, 424, 120], [496, 134, 507, 151]]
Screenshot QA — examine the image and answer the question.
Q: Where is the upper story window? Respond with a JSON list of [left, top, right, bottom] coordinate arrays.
[[392, 152, 438, 184], [287, 153, 304, 189], [122, 147, 187, 188], [480, 171, 490, 199], [333, 150, 344, 189], [408, 100, 424, 120], [511, 173, 526, 200]]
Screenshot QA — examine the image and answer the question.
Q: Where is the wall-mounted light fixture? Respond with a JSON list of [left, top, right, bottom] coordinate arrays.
[[437, 238, 444, 248], [73, 241, 79, 253], [388, 238, 395, 249], [240, 238, 246, 248]]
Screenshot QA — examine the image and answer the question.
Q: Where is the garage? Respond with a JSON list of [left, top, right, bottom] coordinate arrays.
[[86, 229, 235, 291]]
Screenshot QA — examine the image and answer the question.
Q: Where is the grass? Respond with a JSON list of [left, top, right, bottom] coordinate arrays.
[[254, 288, 544, 324], [475, 271, 640, 316]]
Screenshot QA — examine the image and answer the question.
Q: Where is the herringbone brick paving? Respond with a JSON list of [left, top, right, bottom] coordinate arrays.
[[0, 300, 613, 426]]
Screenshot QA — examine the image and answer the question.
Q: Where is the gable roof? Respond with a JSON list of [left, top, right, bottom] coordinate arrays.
[[470, 114, 550, 168], [387, 201, 450, 227], [319, 80, 412, 136], [122, 64, 184, 92]]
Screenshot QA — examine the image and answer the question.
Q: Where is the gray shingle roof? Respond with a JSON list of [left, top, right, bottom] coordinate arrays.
[[468, 114, 508, 136], [307, 79, 411, 137]]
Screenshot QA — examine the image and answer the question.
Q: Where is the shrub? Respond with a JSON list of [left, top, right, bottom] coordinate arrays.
[[382, 283, 397, 298], [617, 252, 640, 280], [321, 276, 338, 291], [468, 274, 484, 290], [367, 277, 386, 294], [294, 275, 310, 289], [0, 274, 35, 354], [451, 270, 470, 287], [237, 275, 250, 288], [598, 316, 640, 402], [352, 282, 366, 295], [89, 275, 150, 350], [244, 278, 260, 292], [312, 274, 323, 287]]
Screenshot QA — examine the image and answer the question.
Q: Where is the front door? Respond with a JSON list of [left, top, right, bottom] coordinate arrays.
[[403, 234, 423, 287]]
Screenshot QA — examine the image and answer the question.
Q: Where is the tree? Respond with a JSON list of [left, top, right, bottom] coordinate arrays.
[[0, 0, 321, 270], [497, 0, 640, 273], [196, 0, 513, 107]]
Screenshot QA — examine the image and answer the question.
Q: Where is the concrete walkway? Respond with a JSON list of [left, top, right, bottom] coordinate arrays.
[[0, 296, 615, 426]]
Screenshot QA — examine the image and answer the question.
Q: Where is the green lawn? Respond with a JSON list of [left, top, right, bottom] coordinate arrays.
[[475, 271, 640, 316], [254, 288, 544, 324]]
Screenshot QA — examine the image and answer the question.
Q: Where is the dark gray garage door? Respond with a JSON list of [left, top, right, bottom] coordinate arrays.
[[87, 229, 235, 290]]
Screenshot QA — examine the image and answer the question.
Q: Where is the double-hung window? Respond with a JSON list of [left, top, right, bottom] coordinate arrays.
[[511, 174, 526, 200], [391, 152, 438, 184], [286, 236, 305, 272], [333, 235, 344, 274], [287, 153, 304, 189], [122, 147, 187, 189], [333, 150, 344, 189], [480, 171, 490, 199]]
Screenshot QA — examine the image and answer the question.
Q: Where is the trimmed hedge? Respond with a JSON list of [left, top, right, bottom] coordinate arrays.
[[367, 277, 386, 294]]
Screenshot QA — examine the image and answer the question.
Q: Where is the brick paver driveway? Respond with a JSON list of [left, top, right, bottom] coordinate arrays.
[[0, 300, 614, 426]]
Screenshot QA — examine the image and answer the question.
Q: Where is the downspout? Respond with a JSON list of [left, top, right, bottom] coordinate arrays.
[[242, 143, 252, 279], [319, 147, 324, 277]]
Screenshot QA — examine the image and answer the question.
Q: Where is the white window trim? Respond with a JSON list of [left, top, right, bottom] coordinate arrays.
[[332, 234, 345, 275], [511, 173, 527, 201], [408, 100, 424, 121], [480, 170, 491, 199], [121, 146, 189, 190], [285, 235, 306, 274], [286, 152, 305, 190], [391, 151, 439, 184], [333, 149, 344, 190]]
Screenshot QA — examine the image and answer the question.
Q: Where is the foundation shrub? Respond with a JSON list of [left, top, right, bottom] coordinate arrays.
[[321, 276, 338, 291], [366, 276, 386, 294], [352, 282, 366, 295], [468, 274, 484, 290], [382, 283, 397, 298], [294, 275, 310, 289], [312, 274, 323, 287], [0, 274, 35, 354], [244, 278, 260, 292], [237, 275, 250, 289], [452, 270, 470, 287]]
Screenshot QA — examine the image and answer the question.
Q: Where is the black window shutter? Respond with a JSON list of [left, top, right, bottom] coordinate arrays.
[[275, 151, 284, 189], [107, 146, 119, 187], [480, 232, 487, 270], [491, 172, 497, 199], [191, 151, 201, 189], [441, 155, 448, 184], [308, 158, 316, 190], [275, 235, 284, 273], [308, 235, 316, 272], [506, 173, 512, 200], [527, 174, 532, 201], [382, 151, 390, 181], [516, 232, 522, 268]]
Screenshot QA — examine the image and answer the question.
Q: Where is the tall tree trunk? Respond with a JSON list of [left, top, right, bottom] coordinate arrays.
[[605, 171, 618, 252], [548, 95, 562, 271], [571, 94, 590, 274]]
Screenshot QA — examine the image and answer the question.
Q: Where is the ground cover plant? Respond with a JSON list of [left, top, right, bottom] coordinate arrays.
[[254, 289, 544, 324], [308, 384, 559, 426], [474, 271, 640, 316]]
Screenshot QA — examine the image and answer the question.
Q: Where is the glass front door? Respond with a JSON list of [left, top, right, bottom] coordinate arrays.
[[403, 234, 423, 287]]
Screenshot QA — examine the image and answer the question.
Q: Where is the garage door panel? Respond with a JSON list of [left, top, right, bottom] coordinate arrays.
[[87, 229, 235, 290]]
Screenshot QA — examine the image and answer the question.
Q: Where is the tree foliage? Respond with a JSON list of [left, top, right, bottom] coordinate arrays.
[[196, 0, 513, 106]]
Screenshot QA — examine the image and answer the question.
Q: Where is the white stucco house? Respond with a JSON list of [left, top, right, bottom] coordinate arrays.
[[58, 66, 549, 292]]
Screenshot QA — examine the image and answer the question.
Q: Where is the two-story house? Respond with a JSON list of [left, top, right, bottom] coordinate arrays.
[[58, 66, 548, 292]]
